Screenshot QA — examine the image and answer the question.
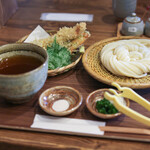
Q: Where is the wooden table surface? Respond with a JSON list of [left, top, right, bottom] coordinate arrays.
[[0, 0, 150, 149]]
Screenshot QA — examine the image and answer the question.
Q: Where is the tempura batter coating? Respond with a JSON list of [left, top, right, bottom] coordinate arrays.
[[32, 22, 90, 53]]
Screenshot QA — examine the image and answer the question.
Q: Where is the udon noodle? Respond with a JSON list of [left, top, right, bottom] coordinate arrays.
[[100, 39, 150, 78]]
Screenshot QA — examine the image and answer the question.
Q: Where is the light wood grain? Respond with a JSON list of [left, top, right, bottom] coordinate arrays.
[[99, 126, 150, 135], [117, 22, 147, 38]]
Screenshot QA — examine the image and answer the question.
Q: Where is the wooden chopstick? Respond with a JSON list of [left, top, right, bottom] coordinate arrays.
[[99, 126, 150, 135]]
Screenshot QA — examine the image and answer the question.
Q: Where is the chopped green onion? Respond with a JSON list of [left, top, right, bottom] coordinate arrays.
[[96, 98, 118, 114], [79, 46, 85, 53]]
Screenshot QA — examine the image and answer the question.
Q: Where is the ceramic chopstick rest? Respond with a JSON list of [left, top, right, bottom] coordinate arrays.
[[145, 18, 150, 37]]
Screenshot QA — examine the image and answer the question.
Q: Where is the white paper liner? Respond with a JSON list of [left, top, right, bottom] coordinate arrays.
[[31, 114, 106, 135], [40, 13, 93, 22]]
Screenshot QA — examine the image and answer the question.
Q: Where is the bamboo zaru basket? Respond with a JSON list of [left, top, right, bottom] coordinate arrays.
[[18, 31, 82, 76], [82, 36, 150, 89]]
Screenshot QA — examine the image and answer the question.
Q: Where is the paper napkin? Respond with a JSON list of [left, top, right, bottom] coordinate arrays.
[[40, 13, 93, 22], [31, 114, 106, 135], [24, 25, 50, 43]]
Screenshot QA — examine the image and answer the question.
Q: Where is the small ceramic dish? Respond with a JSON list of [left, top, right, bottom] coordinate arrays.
[[39, 86, 83, 116], [86, 89, 130, 119]]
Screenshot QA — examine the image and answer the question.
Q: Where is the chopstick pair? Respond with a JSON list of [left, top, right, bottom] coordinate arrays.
[[99, 126, 150, 135]]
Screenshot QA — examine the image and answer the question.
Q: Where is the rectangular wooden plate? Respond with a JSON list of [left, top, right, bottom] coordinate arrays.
[[117, 22, 148, 38], [0, 87, 149, 143]]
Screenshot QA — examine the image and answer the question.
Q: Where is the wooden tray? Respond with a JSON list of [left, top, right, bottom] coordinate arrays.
[[82, 36, 150, 89], [0, 81, 150, 143], [0, 35, 149, 142], [18, 31, 82, 77], [117, 22, 147, 38]]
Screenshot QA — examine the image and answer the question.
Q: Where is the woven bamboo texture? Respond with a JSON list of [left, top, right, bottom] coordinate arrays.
[[18, 31, 82, 76], [82, 36, 150, 89]]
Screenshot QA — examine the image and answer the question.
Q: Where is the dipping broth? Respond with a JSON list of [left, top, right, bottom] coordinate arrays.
[[0, 51, 43, 75]]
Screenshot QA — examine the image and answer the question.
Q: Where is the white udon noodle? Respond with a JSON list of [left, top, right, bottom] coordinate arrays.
[[100, 39, 150, 78]]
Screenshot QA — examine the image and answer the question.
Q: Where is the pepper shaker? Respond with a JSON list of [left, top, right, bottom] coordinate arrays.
[[145, 18, 150, 37], [121, 13, 144, 36]]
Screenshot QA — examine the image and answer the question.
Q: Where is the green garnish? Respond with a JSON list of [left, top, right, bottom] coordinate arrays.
[[96, 98, 118, 114], [47, 37, 71, 70], [79, 46, 85, 53]]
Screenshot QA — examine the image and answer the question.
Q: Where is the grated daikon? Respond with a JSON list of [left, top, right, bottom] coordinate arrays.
[[52, 99, 69, 112]]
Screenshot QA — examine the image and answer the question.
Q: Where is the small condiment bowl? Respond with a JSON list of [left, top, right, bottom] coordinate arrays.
[[86, 89, 130, 119], [39, 86, 83, 116]]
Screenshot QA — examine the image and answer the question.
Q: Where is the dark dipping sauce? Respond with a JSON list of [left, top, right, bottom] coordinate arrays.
[[0, 55, 43, 75]]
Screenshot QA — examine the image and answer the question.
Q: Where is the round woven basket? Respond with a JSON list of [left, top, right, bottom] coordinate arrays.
[[18, 31, 82, 76], [82, 36, 150, 89]]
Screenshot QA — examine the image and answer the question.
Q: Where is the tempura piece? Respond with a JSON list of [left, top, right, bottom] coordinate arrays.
[[31, 22, 90, 53]]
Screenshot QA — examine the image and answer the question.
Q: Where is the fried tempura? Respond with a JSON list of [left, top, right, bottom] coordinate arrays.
[[31, 22, 90, 53], [56, 22, 86, 43]]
